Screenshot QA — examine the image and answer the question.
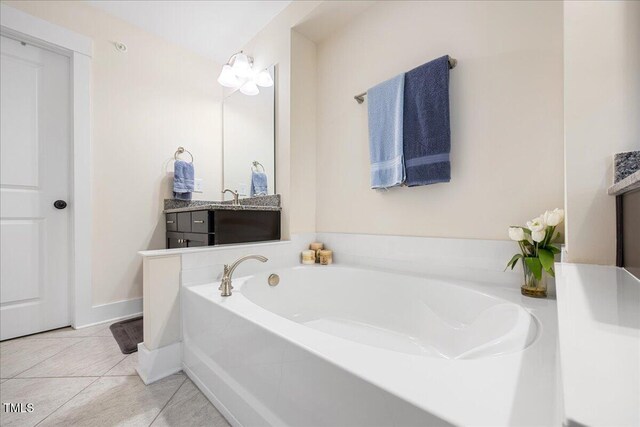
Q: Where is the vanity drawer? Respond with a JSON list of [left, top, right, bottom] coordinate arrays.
[[177, 212, 192, 232], [191, 210, 214, 233], [165, 213, 177, 232], [183, 233, 215, 247]]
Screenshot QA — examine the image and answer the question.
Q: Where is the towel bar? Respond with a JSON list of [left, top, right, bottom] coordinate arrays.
[[354, 56, 457, 104]]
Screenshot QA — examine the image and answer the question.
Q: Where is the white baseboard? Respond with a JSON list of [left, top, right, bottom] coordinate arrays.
[[75, 312, 142, 330], [136, 341, 182, 385], [74, 297, 143, 329]]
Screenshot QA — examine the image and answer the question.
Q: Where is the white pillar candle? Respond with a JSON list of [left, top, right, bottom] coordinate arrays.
[[309, 242, 324, 263], [301, 250, 316, 265], [319, 250, 333, 265]]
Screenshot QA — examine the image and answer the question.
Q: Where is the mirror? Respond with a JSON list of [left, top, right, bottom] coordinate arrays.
[[223, 65, 276, 198]]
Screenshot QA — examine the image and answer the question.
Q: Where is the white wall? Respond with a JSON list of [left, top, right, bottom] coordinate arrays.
[[3, 1, 223, 305], [564, 0, 640, 265], [314, 1, 564, 240]]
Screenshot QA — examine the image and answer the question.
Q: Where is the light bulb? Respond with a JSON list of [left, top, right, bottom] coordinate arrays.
[[217, 64, 240, 88], [256, 69, 274, 87], [231, 53, 252, 78], [240, 80, 259, 96]]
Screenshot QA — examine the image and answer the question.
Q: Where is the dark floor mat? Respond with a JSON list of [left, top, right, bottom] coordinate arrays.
[[110, 317, 143, 354]]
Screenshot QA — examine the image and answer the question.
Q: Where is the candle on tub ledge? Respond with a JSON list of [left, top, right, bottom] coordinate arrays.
[[309, 242, 324, 263], [301, 250, 316, 265], [319, 250, 333, 265]]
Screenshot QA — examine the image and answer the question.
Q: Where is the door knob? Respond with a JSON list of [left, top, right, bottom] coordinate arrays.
[[53, 200, 67, 209]]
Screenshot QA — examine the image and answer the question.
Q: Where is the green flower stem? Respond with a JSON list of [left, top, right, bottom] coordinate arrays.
[[542, 226, 552, 247]]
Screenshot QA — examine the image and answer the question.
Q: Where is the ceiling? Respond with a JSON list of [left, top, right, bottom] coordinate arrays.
[[87, 1, 292, 64]]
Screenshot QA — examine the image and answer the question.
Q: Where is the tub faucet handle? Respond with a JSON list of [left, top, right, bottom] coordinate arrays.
[[219, 265, 230, 291]]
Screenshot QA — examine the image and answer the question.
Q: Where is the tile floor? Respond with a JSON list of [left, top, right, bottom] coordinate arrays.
[[0, 322, 230, 427]]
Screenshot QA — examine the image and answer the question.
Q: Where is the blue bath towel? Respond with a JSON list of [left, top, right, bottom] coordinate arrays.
[[403, 55, 451, 186], [173, 159, 194, 200], [250, 170, 268, 197], [367, 73, 405, 189]]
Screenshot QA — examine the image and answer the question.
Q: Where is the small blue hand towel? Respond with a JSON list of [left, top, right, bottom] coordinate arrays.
[[250, 170, 268, 197], [403, 55, 451, 186], [367, 73, 405, 189], [173, 159, 194, 200]]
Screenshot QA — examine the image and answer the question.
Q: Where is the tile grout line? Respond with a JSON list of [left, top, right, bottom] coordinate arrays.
[[3, 328, 135, 426], [33, 375, 102, 427], [5, 374, 137, 379], [3, 324, 112, 342], [4, 327, 146, 425], [30, 342, 130, 426], [6, 332, 121, 379], [146, 375, 189, 427], [20, 335, 114, 340], [100, 351, 130, 377], [7, 337, 90, 379]]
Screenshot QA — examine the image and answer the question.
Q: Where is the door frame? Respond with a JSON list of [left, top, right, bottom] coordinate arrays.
[[1, 4, 93, 328]]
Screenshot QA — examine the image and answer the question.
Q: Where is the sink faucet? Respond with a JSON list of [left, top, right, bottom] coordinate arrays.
[[222, 189, 239, 206], [219, 254, 268, 296]]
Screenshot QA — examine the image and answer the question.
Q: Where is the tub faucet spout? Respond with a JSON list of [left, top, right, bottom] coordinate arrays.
[[219, 254, 268, 296]]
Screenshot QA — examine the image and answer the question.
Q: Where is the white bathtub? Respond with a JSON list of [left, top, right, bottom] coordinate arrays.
[[182, 265, 558, 426]]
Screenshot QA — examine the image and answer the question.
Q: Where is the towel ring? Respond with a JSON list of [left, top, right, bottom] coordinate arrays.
[[174, 146, 193, 163], [252, 161, 265, 172]]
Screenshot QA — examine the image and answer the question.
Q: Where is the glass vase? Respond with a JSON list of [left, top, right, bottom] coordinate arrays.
[[521, 258, 547, 298]]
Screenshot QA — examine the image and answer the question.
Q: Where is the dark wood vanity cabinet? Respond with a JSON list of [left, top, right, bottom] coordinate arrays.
[[165, 209, 280, 249], [617, 188, 640, 279]]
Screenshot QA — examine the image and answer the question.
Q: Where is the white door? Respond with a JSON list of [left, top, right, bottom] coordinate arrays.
[[0, 35, 71, 340]]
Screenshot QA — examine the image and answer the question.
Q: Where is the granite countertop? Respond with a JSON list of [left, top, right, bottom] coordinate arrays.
[[608, 150, 639, 196], [164, 203, 281, 213], [163, 194, 281, 213], [608, 170, 640, 196]]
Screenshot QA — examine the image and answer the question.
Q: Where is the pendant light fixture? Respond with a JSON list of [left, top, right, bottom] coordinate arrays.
[[240, 80, 260, 96], [255, 69, 274, 87], [217, 51, 274, 96], [230, 52, 252, 78], [217, 64, 240, 88]]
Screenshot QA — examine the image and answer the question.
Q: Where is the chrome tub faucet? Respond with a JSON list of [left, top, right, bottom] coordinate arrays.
[[219, 255, 268, 296]]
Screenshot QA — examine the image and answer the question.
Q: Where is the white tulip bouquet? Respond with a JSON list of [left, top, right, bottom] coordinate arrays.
[[506, 209, 564, 285]]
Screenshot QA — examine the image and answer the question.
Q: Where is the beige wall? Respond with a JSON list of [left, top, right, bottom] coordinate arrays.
[[564, 1, 640, 265], [237, 1, 321, 237], [8, 0, 632, 314], [314, 1, 564, 240], [290, 30, 317, 234], [3, 1, 223, 304]]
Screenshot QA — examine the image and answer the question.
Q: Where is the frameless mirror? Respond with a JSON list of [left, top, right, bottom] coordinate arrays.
[[223, 65, 275, 198]]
